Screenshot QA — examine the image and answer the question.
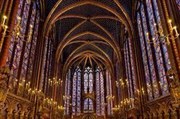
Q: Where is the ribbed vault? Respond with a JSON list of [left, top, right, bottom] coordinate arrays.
[[43, 0, 133, 78]]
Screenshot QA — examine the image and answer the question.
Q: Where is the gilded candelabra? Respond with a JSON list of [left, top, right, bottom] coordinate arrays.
[[0, 15, 33, 52], [148, 19, 179, 46], [63, 95, 71, 100], [43, 97, 65, 112], [0, 15, 8, 51], [48, 77, 63, 87], [116, 78, 129, 88]]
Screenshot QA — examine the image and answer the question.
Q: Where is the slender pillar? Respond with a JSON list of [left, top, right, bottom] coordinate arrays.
[[0, 0, 20, 67]]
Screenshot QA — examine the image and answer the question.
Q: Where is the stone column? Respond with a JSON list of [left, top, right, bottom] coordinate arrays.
[[0, 0, 20, 67]]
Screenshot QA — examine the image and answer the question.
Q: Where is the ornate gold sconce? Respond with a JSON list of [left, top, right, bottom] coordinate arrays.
[[147, 19, 179, 46]]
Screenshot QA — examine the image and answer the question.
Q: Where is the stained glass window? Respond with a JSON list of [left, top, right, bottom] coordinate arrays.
[[176, 0, 180, 10], [84, 98, 93, 113], [7, 1, 40, 85], [137, 0, 170, 100], [42, 39, 50, 93], [65, 66, 112, 116], [100, 72, 105, 115], [27, 10, 40, 81], [8, 0, 29, 76], [14, 0, 31, 76], [77, 68, 81, 114], [7, 0, 23, 65], [106, 70, 113, 115], [96, 67, 105, 116], [72, 67, 81, 115], [96, 68, 100, 115], [137, 12, 153, 100], [84, 67, 94, 113], [123, 37, 137, 100], [64, 69, 71, 115], [72, 69, 77, 114], [21, 3, 36, 79]]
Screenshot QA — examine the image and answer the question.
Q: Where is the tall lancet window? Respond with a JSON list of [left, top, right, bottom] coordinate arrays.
[[7, 0, 24, 66], [106, 70, 113, 115], [84, 67, 93, 94], [124, 36, 137, 104], [137, 0, 171, 100], [96, 67, 105, 116], [65, 66, 112, 116], [7, 0, 40, 83], [7, 0, 29, 75], [84, 67, 94, 113], [21, 3, 38, 79], [64, 69, 71, 115], [11, 0, 30, 76], [72, 67, 81, 115]]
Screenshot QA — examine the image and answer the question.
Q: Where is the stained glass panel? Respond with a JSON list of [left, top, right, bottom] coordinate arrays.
[[176, 0, 180, 10], [21, 3, 36, 79], [72, 70, 77, 114], [84, 98, 93, 113], [106, 70, 113, 115], [137, 12, 153, 99], [65, 67, 112, 115], [137, 0, 171, 100]]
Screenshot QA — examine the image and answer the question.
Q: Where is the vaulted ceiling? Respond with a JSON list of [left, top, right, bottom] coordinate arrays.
[[43, 0, 134, 75]]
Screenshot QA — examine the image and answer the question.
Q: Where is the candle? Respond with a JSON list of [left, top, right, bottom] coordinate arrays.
[[17, 16, 21, 26], [50, 80, 52, 86], [2, 15, 7, 27], [166, 36, 170, 45], [168, 19, 173, 31], [0, 25, 8, 50], [13, 79, 18, 87], [126, 79, 128, 85], [26, 82, 30, 90], [173, 26, 179, 37], [27, 25, 33, 42], [159, 27, 163, 36]]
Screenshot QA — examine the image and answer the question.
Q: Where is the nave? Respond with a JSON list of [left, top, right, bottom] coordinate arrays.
[[0, 0, 180, 119]]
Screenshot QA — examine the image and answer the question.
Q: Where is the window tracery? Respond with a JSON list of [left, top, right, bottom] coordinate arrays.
[[64, 67, 112, 116]]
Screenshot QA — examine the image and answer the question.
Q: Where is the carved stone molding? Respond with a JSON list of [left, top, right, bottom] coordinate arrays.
[[0, 78, 9, 107], [0, 90, 34, 119]]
